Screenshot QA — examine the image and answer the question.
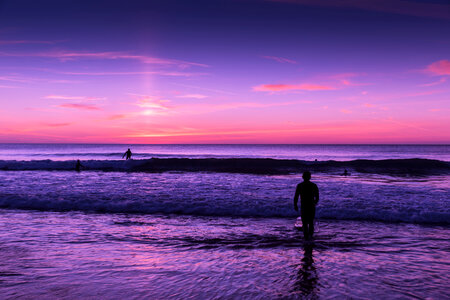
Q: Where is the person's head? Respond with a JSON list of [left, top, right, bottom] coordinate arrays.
[[302, 171, 311, 181]]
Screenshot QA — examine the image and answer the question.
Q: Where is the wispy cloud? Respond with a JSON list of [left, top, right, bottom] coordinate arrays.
[[41, 122, 72, 127], [177, 94, 208, 99], [363, 103, 376, 108], [57, 103, 101, 111], [54, 70, 206, 77], [0, 40, 61, 45], [253, 83, 334, 92], [0, 75, 32, 83], [426, 60, 450, 76], [419, 77, 447, 87], [45, 95, 106, 101], [178, 100, 313, 114], [253, 73, 365, 93], [0, 75, 81, 84], [328, 73, 369, 86], [49, 79, 82, 84], [172, 84, 237, 95], [261, 55, 297, 64], [267, 0, 450, 20], [0, 50, 208, 68], [106, 114, 130, 120], [135, 96, 173, 115], [340, 109, 352, 114]]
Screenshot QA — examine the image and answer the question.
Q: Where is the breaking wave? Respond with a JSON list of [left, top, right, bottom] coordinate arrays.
[[0, 192, 448, 225], [0, 158, 449, 175]]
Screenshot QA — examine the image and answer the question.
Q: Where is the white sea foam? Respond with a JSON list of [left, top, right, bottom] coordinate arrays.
[[0, 171, 448, 224]]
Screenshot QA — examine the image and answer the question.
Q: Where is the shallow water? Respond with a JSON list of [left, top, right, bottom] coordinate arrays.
[[0, 210, 448, 299], [0, 144, 448, 299]]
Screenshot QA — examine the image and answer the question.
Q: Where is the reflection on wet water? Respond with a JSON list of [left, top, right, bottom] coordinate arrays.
[[292, 243, 319, 298], [0, 210, 448, 299]]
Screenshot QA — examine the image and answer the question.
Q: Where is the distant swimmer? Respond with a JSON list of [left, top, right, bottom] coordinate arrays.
[[123, 148, 132, 160], [75, 159, 84, 172], [342, 169, 350, 176], [294, 171, 319, 240]]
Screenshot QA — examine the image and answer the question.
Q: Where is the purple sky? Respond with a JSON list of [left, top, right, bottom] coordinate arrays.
[[0, 0, 449, 143]]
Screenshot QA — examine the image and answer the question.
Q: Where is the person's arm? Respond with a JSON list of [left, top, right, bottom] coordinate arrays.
[[122, 152, 126, 158], [294, 184, 300, 211], [314, 184, 319, 205]]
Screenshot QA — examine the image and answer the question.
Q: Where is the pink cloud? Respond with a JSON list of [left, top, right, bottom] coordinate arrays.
[[261, 55, 297, 64], [426, 60, 450, 76], [57, 103, 101, 111], [45, 95, 106, 101], [177, 94, 208, 99], [106, 114, 129, 120], [340, 109, 352, 114], [363, 103, 376, 108], [41, 122, 72, 127], [253, 83, 334, 92]]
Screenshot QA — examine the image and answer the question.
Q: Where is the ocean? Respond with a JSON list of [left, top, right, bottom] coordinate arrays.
[[0, 144, 449, 299]]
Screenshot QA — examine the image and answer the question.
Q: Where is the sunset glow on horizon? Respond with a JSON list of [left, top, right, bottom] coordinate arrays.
[[0, 0, 449, 143]]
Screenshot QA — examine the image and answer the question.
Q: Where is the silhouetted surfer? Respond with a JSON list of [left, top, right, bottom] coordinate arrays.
[[123, 148, 132, 160], [294, 171, 319, 240], [75, 159, 84, 172]]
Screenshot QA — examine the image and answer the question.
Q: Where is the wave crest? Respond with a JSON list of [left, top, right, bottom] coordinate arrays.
[[0, 158, 449, 175]]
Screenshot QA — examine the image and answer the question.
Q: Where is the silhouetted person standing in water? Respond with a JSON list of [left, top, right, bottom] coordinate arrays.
[[75, 159, 84, 172], [123, 148, 132, 160], [294, 171, 319, 240]]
